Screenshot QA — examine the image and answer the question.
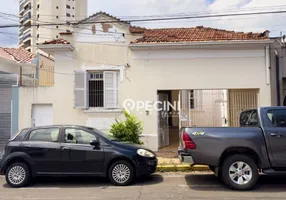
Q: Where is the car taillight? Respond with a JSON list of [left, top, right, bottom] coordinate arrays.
[[183, 132, 196, 149]]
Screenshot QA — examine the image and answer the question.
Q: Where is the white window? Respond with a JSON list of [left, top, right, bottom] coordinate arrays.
[[74, 70, 119, 109]]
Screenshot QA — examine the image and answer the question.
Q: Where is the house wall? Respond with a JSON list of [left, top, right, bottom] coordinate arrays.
[[126, 46, 271, 150], [18, 25, 272, 151]]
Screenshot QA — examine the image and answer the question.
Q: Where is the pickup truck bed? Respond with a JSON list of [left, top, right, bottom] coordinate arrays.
[[178, 106, 286, 190], [178, 127, 269, 168]]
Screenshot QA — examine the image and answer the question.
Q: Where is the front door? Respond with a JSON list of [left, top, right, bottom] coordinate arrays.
[[20, 127, 62, 173], [61, 127, 105, 174], [157, 93, 169, 148], [264, 108, 286, 168]]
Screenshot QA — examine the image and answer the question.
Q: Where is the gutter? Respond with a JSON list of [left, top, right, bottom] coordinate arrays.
[[129, 40, 274, 49], [275, 52, 281, 106], [37, 44, 75, 51]]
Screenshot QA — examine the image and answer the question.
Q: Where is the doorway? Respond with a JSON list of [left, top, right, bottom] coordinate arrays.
[[157, 90, 180, 157]]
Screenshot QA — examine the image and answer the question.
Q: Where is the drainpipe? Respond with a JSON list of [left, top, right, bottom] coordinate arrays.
[[275, 52, 281, 106]]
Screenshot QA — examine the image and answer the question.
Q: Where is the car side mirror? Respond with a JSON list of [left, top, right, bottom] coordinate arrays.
[[90, 137, 100, 147]]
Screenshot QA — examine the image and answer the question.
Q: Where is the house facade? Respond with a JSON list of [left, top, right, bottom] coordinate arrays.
[[17, 12, 274, 151]]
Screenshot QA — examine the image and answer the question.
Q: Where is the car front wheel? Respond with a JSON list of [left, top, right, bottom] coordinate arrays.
[[108, 160, 134, 186], [5, 162, 31, 188], [221, 154, 259, 190]]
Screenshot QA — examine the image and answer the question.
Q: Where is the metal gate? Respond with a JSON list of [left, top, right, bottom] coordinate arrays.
[[178, 89, 258, 128], [157, 93, 169, 148], [0, 74, 18, 155], [228, 89, 258, 127]]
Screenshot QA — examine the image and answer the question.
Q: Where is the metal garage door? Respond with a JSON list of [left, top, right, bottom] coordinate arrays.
[[0, 74, 18, 155], [32, 104, 53, 127]]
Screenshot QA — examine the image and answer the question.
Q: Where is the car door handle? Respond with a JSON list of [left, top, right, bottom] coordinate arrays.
[[61, 147, 69, 150], [271, 133, 283, 137]]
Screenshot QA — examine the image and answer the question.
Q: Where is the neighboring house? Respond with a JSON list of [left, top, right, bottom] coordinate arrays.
[[269, 36, 286, 106], [0, 47, 35, 154], [17, 12, 274, 151], [0, 47, 54, 154]]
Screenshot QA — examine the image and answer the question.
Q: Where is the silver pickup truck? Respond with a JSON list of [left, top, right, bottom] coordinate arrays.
[[178, 106, 286, 190]]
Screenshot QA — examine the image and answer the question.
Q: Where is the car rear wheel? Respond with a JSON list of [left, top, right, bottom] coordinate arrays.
[[5, 162, 31, 188], [108, 160, 134, 186], [221, 154, 258, 190]]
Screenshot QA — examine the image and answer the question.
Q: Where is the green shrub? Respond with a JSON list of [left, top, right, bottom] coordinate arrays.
[[110, 109, 143, 144]]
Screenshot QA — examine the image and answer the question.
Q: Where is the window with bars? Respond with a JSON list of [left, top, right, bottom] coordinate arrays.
[[89, 73, 104, 107], [74, 70, 119, 109]]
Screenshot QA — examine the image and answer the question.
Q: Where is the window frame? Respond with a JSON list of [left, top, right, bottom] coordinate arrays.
[[74, 68, 121, 111], [87, 70, 119, 109], [24, 127, 61, 142]]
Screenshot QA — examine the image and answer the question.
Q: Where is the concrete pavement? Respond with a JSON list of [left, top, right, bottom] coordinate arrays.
[[1, 172, 286, 199]]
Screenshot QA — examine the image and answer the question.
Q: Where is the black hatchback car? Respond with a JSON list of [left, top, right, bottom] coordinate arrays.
[[0, 125, 157, 187]]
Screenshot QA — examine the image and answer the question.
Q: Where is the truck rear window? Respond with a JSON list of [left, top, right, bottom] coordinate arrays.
[[240, 110, 258, 126]]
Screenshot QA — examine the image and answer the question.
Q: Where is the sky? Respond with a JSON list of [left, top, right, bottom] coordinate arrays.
[[0, 0, 286, 47]]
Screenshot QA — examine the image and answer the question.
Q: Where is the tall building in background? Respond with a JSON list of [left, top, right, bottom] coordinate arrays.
[[18, 0, 88, 53]]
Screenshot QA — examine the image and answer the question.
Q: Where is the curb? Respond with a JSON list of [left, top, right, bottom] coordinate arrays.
[[156, 164, 210, 172]]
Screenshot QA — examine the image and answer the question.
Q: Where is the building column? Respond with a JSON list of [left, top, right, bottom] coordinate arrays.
[[11, 86, 19, 137]]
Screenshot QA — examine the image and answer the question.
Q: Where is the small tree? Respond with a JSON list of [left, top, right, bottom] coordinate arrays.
[[110, 109, 143, 144]]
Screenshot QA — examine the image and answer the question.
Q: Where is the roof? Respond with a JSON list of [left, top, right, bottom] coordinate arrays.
[[76, 11, 130, 25], [76, 11, 146, 34], [131, 26, 270, 44], [42, 39, 70, 45], [0, 47, 35, 63]]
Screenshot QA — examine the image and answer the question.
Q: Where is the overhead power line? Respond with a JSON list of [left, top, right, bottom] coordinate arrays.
[[1, 10, 286, 28]]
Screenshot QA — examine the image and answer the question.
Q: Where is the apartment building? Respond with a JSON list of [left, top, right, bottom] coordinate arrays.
[[18, 0, 87, 54]]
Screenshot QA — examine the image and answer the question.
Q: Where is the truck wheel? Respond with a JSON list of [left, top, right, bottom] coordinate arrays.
[[221, 154, 258, 190]]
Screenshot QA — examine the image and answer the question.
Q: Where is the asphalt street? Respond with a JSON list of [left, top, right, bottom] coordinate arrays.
[[1, 172, 286, 200]]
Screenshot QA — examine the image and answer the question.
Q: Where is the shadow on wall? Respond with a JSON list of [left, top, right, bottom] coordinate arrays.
[[284, 96, 286, 106]]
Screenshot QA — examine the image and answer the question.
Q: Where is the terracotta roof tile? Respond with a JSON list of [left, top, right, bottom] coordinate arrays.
[[0, 47, 35, 63], [129, 26, 146, 34], [42, 39, 70, 45], [131, 26, 270, 44], [59, 32, 73, 35]]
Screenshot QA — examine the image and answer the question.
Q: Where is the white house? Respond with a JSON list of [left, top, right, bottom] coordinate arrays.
[[18, 12, 273, 151]]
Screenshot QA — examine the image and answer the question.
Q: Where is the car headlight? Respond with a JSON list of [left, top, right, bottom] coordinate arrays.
[[137, 149, 155, 158]]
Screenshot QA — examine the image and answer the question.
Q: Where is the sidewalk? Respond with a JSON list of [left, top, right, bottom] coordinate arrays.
[[157, 157, 210, 172]]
